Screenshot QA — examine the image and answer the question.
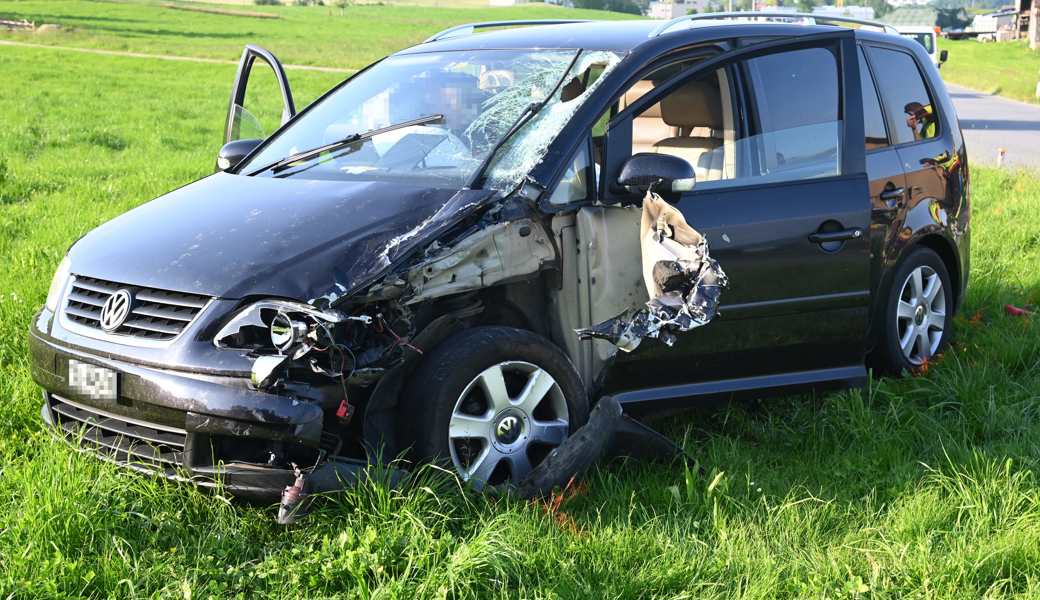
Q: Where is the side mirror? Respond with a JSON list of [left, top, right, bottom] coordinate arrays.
[[618, 153, 696, 196], [939, 49, 948, 64], [216, 138, 262, 172]]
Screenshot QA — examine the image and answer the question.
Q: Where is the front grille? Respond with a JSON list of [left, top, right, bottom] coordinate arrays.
[[49, 394, 186, 469], [63, 275, 209, 342]]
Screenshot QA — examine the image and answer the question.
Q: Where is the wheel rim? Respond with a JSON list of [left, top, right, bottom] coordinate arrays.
[[895, 265, 946, 365], [448, 361, 569, 489]]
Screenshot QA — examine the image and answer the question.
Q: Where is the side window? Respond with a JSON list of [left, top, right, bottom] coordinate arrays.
[[866, 46, 939, 145], [548, 142, 591, 205], [620, 68, 736, 185], [742, 47, 841, 182], [593, 56, 706, 173], [859, 48, 889, 150]]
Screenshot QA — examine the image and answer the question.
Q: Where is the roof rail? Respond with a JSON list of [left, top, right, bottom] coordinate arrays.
[[424, 19, 592, 44], [649, 11, 899, 38]]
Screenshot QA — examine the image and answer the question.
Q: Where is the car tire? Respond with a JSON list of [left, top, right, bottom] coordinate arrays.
[[876, 246, 954, 373], [399, 326, 589, 489]]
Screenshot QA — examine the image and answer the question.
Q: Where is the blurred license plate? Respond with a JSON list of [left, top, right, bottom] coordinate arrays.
[[68, 359, 118, 401]]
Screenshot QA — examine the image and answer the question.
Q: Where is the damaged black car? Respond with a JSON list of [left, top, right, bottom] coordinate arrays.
[[30, 14, 969, 504]]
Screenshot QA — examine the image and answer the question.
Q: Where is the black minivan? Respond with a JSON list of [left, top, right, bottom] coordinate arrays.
[[30, 14, 969, 499]]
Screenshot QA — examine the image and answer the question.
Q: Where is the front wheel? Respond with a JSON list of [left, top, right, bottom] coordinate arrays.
[[399, 326, 589, 489], [876, 247, 954, 372]]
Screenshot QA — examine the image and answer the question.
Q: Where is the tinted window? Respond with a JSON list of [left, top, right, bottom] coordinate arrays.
[[858, 48, 888, 150], [867, 47, 939, 145], [748, 47, 839, 132], [743, 47, 841, 181]]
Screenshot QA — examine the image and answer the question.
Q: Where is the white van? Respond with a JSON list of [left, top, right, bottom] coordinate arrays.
[[896, 26, 948, 68]]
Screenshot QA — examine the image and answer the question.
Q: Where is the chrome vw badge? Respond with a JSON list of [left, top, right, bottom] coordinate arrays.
[[495, 415, 521, 444], [99, 289, 133, 332]]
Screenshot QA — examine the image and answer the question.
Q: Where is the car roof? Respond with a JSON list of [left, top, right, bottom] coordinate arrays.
[[396, 19, 851, 55]]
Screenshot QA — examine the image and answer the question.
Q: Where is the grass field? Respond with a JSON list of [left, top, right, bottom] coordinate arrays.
[[939, 38, 1040, 104], [3, 3, 1040, 598], [0, 0, 635, 69]]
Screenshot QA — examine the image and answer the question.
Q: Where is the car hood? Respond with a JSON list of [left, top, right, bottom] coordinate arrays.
[[69, 172, 494, 301]]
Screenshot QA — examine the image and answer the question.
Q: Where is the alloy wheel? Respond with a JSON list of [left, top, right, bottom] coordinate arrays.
[[448, 361, 569, 488], [895, 265, 946, 365]]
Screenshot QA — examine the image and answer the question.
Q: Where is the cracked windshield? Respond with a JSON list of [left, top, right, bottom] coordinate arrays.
[[242, 49, 617, 190]]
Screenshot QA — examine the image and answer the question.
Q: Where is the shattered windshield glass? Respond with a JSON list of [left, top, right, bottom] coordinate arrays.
[[241, 49, 618, 190], [482, 51, 621, 190]]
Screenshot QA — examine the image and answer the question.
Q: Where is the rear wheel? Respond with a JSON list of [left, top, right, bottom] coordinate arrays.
[[877, 247, 954, 372], [400, 326, 589, 489]]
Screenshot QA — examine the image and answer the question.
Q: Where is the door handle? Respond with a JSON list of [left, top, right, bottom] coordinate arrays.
[[808, 228, 864, 244], [921, 151, 951, 166], [879, 187, 904, 202]]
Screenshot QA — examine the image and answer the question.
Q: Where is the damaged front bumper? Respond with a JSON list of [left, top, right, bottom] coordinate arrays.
[[30, 327, 331, 501]]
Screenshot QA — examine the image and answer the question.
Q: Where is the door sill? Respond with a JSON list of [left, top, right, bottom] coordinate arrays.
[[613, 366, 867, 411]]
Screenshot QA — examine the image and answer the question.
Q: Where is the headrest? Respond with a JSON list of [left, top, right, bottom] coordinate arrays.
[[622, 80, 663, 118], [660, 79, 722, 129]]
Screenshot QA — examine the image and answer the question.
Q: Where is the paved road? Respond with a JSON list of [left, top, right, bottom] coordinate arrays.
[[946, 83, 1040, 170]]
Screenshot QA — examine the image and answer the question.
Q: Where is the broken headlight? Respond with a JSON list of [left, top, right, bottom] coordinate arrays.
[[214, 299, 360, 354]]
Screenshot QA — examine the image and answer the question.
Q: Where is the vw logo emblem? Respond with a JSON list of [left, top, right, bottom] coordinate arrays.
[[99, 289, 133, 332], [495, 415, 521, 444]]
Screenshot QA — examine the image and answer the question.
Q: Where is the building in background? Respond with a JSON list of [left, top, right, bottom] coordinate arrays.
[[811, 5, 876, 20], [648, 0, 711, 18], [888, 0, 931, 7], [884, 5, 970, 30]]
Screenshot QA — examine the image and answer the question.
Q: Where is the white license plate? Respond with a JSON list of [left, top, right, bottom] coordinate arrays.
[[68, 359, 118, 401]]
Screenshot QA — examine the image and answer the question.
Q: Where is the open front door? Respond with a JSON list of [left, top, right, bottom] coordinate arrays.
[[224, 45, 296, 145]]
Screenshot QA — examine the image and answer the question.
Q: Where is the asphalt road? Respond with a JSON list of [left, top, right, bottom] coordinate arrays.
[[946, 83, 1040, 170]]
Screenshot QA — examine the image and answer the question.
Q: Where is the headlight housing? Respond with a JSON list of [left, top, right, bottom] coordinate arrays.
[[214, 299, 357, 352], [45, 255, 71, 313]]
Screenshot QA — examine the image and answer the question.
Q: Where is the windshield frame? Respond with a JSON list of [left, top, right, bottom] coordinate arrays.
[[230, 56, 387, 175]]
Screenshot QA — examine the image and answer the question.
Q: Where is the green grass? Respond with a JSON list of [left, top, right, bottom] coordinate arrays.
[[3, 7, 1040, 598], [939, 38, 1040, 104], [0, 0, 637, 69]]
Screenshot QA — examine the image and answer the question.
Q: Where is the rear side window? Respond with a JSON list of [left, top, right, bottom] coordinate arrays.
[[858, 48, 888, 150], [867, 47, 939, 145]]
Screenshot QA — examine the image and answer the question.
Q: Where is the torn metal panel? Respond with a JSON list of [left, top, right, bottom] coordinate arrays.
[[577, 190, 728, 352], [403, 218, 555, 303]]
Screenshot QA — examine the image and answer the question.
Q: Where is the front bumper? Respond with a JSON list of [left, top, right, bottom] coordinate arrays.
[[30, 325, 327, 501]]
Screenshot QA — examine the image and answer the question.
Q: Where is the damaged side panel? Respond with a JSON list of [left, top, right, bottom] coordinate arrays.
[[577, 190, 728, 352], [403, 218, 556, 303]]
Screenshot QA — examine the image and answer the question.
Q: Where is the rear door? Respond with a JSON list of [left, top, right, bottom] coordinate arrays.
[[600, 33, 873, 391], [858, 45, 909, 312], [865, 44, 956, 240]]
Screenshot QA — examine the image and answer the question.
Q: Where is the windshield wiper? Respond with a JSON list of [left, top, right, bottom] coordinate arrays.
[[249, 113, 444, 176]]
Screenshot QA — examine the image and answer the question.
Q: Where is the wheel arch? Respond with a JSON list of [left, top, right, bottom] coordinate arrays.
[[913, 233, 962, 310], [867, 232, 960, 361]]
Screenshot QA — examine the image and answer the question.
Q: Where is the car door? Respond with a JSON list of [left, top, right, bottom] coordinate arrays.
[[598, 33, 872, 395], [857, 45, 909, 314], [865, 44, 957, 259], [224, 45, 297, 145]]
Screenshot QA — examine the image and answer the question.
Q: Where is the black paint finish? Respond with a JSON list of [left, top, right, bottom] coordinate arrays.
[[67, 173, 490, 301], [29, 20, 970, 499]]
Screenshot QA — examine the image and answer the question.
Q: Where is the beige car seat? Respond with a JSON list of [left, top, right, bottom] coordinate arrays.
[[652, 79, 725, 181], [621, 81, 678, 154]]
